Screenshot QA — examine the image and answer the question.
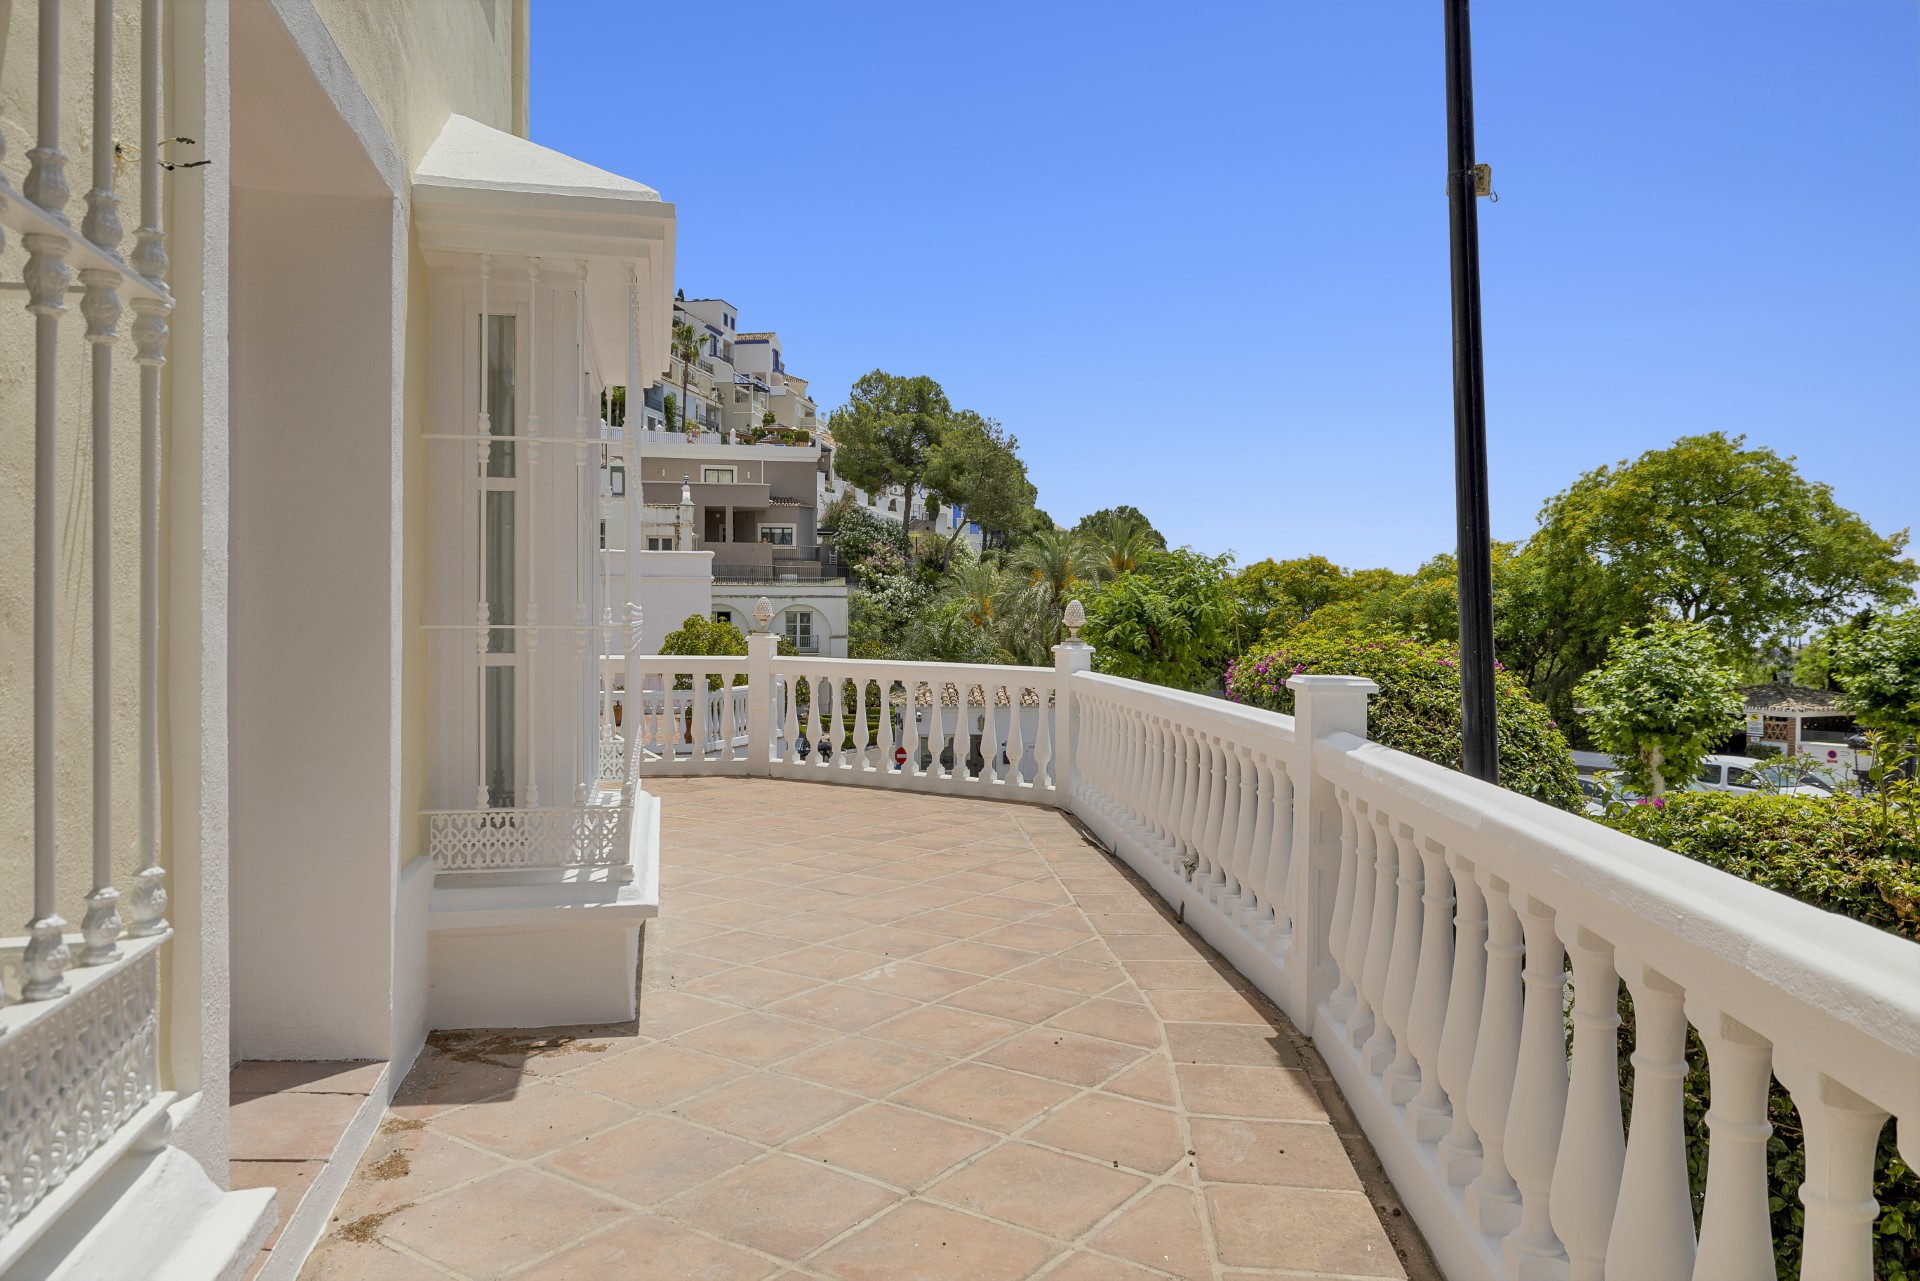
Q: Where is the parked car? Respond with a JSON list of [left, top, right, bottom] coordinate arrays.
[[1691, 754, 1834, 798]]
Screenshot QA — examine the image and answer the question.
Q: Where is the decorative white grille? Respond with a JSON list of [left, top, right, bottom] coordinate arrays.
[[427, 805, 630, 872], [0, 941, 161, 1231]]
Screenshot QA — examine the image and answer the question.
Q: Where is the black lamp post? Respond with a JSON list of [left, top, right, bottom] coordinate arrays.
[[1444, 0, 1499, 784]]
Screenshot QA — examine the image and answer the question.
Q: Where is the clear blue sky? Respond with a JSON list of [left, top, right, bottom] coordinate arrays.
[[533, 2, 1918, 572]]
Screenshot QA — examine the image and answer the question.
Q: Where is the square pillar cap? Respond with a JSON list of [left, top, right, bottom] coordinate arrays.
[[1286, 674, 1379, 695]]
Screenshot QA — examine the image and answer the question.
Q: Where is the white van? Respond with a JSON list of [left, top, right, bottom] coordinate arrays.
[[1691, 754, 1834, 798]]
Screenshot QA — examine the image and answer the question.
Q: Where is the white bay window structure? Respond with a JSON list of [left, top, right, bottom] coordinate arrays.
[[415, 116, 671, 1029]]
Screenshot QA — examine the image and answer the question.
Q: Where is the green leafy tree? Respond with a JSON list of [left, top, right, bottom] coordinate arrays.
[[1574, 621, 1745, 795], [662, 392, 678, 432], [1533, 432, 1914, 656], [923, 411, 1037, 566], [826, 372, 954, 530], [1231, 555, 1384, 643], [1226, 627, 1581, 809], [1831, 610, 1920, 743], [1082, 549, 1236, 690], [1073, 506, 1166, 552], [657, 614, 796, 689]]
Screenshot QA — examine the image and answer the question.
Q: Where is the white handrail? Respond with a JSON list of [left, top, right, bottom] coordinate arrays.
[[611, 643, 1920, 1280]]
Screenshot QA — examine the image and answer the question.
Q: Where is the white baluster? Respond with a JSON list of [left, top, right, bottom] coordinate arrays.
[[1437, 852, 1487, 1185], [24, 0, 73, 999], [1553, 928, 1625, 1281], [128, 0, 170, 942], [1236, 752, 1267, 933], [1777, 1062, 1886, 1281], [1404, 837, 1455, 1135], [1606, 965, 1696, 1280], [1327, 789, 1361, 1023], [1465, 871, 1525, 1238], [78, 0, 125, 967], [1687, 1007, 1776, 1281], [1503, 893, 1569, 1278], [1342, 802, 1380, 1046], [1380, 824, 1426, 1100], [1359, 810, 1400, 1073], [1229, 746, 1259, 917]]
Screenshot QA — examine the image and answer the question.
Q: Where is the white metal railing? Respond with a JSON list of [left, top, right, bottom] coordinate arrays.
[[2, 0, 176, 1243], [632, 636, 1919, 1281]]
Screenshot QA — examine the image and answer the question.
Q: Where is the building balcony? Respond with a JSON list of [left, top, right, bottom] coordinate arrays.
[[308, 643, 1920, 1281]]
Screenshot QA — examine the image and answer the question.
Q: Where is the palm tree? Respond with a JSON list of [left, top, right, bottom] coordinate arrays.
[[1089, 513, 1149, 577], [1012, 529, 1094, 650], [671, 319, 701, 437]]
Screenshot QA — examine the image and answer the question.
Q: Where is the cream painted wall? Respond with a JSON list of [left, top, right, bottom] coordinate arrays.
[[309, 0, 525, 170], [0, 0, 159, 937]]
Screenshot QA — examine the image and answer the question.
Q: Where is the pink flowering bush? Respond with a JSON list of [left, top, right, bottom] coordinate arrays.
[[1225, 628, 1581, 810]]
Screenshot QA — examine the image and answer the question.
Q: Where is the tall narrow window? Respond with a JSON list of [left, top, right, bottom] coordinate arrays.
[[484, 666, 516, 808], [484, 492, 516, 652], [483, 314, 517, 477]]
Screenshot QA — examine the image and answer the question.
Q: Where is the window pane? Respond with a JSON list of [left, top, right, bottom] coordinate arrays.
[[1696, 764, 1720, 785], [482, 314, 517, 478], [485, 490, 515, 652], [484, 665, 515, 808]]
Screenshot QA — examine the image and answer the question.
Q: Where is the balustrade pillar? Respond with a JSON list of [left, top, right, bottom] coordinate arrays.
[[1327, 789, 1361, 1023], [1282, 674, 1375, 1027], [1359, 809, 1399, 1073], [1465, 871, 1525, 1238], [1437, 852, 1487, 1185], [1687, 1006, 1776, 1281], [1053, 639, 1091, 807], [1606, 964, 1695, 1280], [1502, 893, 1569, 1278], [1552, 928, 1625, 1281], [1404, 836, 1455, 1136], [24, 0, 73, 998], [1380, 824, 1425, 1099], [1342, 801, 1379, 1046], [129, 0, 171, 940], [1776, 1061, 1886, 1281]]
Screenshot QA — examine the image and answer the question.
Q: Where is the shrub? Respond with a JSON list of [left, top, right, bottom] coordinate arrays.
[[658, 614, 792, 689], [1574, 621, 1745, 796], [1603, 790, 1919, 1278], [1225, 628, 1581, 810]]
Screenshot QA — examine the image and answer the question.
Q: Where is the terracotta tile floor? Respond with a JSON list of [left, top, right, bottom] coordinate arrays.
[[304, 779, 1433, 1280]]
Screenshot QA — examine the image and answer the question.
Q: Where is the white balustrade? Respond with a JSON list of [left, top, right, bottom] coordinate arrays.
[[3, 0, 175, 1242], [597, 613, 1919, 1281]]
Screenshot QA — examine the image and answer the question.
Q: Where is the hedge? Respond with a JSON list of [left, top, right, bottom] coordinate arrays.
[[1606, 792, 1919, 1277], [1225, 629, 1581, 811]]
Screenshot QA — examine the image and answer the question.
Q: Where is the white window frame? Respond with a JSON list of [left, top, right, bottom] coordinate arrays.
[[784, 609, 816, 654], [471, 300, 531, 809]]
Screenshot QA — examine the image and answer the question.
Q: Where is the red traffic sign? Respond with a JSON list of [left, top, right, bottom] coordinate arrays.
[[894, 745, 908, 765]]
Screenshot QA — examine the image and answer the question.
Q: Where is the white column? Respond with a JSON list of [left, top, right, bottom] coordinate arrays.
[[1774, 1065, 1886, 1281], [1607, 964, 1697, 1280], [1465, 871, 1525, 1238], [525, 257, 540, 806], [1052, 637, 1092, 803], [1687, 1006, 1776, 1281], [1436, 852, 1487, 1185], [1553, 928, 1626, 1281], [1502, 893, 1570, 1278], [1326, 789, 1361, 1022], [1404, 835, 1455, 1136], [1380, 823, 1426, 1101], [1281, 674, 1376, 1026], [126, 0, 171, 940], [78, 0, 125, 967], [474, 254, 491, 808], [23, 0, 75, 1001]]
